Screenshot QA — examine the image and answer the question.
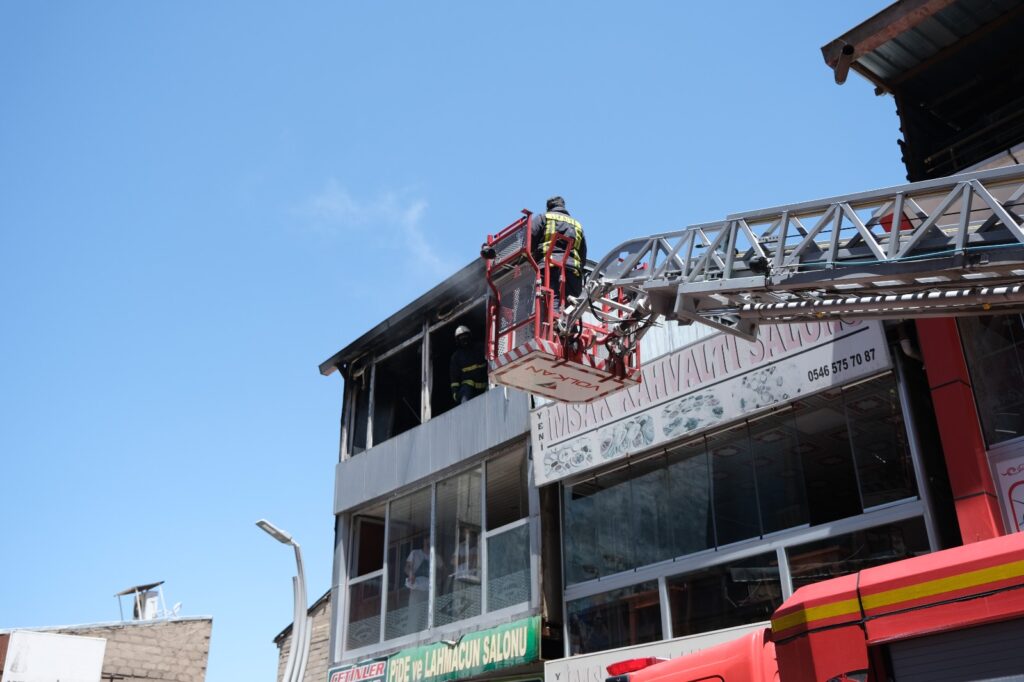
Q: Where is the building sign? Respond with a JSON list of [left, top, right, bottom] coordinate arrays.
[[531, 320, 891, 485], [992, 446, 1024, 533], [329, 657, 389, 682], [328, 616, 540, 682]]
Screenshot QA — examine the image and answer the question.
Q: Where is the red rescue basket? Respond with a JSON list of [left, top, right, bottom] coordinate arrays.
[[482, 212, 641, 403]]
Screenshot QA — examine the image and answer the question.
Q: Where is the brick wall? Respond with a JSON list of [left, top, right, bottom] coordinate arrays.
[[275, 592, 332, 682], [49, 617, 213, 682]]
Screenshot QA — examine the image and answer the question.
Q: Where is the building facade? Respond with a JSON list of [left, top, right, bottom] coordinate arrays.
[[319, 2, 1024, 681]]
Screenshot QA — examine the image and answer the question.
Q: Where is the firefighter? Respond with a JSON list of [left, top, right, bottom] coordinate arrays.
[[530, 195, 587, 309], [449, 325, 487, 404]]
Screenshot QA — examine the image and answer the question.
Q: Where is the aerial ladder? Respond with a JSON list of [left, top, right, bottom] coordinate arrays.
[[482, 165, 1024, 402]]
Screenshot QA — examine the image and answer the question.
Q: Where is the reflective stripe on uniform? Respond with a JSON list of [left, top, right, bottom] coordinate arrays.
[[543, 213, 583, 274]]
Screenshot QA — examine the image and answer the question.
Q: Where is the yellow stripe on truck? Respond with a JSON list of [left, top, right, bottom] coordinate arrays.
[[772, 558, 1024, 635], [861, 558, 1024, 611], [771, 597, 861, 634]]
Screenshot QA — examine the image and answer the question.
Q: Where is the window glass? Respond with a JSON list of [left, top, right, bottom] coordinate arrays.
[[793, 388, 862, 524], [843, 376, 917, 508], [347, 577, 382, 649], [959, 315, 1024, 446], [666, 438, 714, 556], [486, 448, 528, 529], [748, 411, 808, 533], [787, 516, 930, 591], [487, 523, 530, 611], [567, 581, 662, 655], [434, 469, 482, 626], [630, 453, 675, 568], [564, 466, 636, 583], [667, 553, 782, 637], [350, 504, 386, 578], [385, 489, 432, 640], [708, 424, 761, 545]]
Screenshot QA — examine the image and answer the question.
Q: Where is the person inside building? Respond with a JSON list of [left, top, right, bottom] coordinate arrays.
[[530, 195, 587, 310], [449, 325, 487, 404], [404, 536, 431, 631]]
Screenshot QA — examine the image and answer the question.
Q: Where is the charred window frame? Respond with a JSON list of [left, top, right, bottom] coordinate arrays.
[[342, 296, 490, 457]]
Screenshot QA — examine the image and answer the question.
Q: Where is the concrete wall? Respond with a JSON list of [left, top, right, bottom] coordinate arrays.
[[276, 593, 332, 682]]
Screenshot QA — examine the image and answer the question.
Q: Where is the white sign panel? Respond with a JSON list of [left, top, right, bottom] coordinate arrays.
[[531, 320, 891, 485], [991, 444, 1024, 533], [2, 631, 106, 682]]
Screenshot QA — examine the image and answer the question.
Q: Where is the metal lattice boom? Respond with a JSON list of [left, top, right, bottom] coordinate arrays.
[[570, 165, 1024, 341]]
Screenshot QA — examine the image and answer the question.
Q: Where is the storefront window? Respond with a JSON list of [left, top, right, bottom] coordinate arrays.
[[434, 470, 482, 627], [348, 577, 382, 649], [787, 516, 929, 591], [488, 524, 530, 611], [385, 488, 432, 640], [749, 411, 808, 533], [351, 506, 386, 577], [345, 445, 532, 653], [666, 438, 714, 557], [486, 448, 528, 528], [959, 314, 1024, 446], [564, 467, 636, 584], [793, 388, 862, 524], [844, 378, 916, 508], [708, 424, 761, 545], [486, 451, 530, 610], [667, 553, 783, 637], [563, 373, 919, 587], [567, 581, 662, 655]]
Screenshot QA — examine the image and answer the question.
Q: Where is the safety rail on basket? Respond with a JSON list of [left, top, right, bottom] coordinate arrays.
[[482, 211, 644, 403]]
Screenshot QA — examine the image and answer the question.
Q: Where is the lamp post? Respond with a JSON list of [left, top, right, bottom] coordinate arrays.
[[257, 519, 311, 682]]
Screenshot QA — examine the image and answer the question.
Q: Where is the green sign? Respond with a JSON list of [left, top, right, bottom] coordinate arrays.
[[384, 616, 540, 682]]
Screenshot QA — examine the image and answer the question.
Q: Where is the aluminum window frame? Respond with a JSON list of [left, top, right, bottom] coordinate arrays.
[[559, 368, 939, 656], [340, 442, 536, 660], [340, 296, 492, 461]]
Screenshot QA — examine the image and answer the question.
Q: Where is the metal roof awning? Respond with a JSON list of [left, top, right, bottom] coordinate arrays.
[[822, 0, 1023, 89], [822, 0, 1024, 180]]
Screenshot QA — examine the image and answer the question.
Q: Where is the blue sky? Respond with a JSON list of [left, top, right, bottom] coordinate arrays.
[[0, 2, 905, 679]]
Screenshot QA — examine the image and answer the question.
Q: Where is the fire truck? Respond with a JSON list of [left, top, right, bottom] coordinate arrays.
[[603, 531, 1024, 682], [482, 165, 1024, 680]]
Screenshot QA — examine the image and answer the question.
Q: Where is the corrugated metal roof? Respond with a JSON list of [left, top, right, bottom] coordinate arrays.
[[822, 0, 1023, 89]]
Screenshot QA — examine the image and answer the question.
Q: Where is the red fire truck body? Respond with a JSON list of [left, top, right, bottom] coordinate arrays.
[[614, 532, 1024, 682]]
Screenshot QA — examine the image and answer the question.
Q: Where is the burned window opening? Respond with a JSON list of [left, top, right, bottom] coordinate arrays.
[[373, 343, 422, 445], [431, 303, 488, 419], [349, 366, 371, 455]]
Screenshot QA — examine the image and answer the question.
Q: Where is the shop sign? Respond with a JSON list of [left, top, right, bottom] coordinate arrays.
[[991, 446, 1024, 532], [329, 657, 389, 682], [531, 320, 890, 485], [328, 616, 540, 682]]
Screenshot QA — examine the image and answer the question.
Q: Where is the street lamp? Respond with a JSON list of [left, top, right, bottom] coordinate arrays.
[[257, 519, 311, 682]]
